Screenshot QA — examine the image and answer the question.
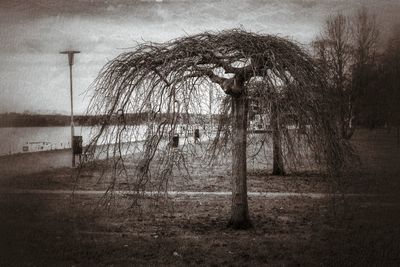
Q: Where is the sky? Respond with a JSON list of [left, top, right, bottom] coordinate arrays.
[[0, 0, 399, 115]]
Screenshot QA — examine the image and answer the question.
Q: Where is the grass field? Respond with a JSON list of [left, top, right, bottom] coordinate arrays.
[[0, 128, 399, 266]]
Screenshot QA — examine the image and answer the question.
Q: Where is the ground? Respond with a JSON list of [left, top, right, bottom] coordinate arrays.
[[0, 129, 399, 266]]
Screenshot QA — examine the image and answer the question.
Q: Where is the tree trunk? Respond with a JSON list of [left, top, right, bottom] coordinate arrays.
[[271, 102, 285, 175], [228, 93, 252, 229]]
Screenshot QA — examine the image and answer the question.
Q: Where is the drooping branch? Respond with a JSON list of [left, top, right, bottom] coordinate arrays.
[[84, 28, 355, 204]]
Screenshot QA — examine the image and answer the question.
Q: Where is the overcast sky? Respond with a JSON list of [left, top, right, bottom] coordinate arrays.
[[0, 0, 399, 114]]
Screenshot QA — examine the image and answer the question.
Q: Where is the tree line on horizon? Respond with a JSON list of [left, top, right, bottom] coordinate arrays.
[[0, 112, 214, 128], [312, 7, 400, 139]]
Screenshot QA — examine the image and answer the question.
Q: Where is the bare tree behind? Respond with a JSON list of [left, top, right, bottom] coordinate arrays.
[[351, 7, 381, 129], [352, 7, 379, 71], [85, 29, 352, 229], [313, 13, 354, 139], [314, 8, 384, 133], [381, 26, 400, 144]]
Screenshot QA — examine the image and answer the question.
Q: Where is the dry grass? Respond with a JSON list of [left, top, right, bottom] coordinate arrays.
[[0, 128, 399, 265]]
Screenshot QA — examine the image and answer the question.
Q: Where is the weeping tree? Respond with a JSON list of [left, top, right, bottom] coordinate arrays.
[[85, 29, 351, 229]]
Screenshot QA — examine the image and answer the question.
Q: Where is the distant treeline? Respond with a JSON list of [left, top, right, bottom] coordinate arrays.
[[0, 112, 212, 127], [0, 113, 145, 127]]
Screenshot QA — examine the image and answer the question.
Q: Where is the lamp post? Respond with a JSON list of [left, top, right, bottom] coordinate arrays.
[[60, 50, 80, 167]]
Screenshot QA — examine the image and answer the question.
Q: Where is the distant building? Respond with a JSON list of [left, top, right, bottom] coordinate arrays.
[[22, 141, 54, 153]]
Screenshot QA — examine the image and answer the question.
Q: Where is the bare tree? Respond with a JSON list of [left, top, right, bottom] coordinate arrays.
[[352, 7, 379, 70], [381, 27, 400, 145], [313, 13, 354, 139], [351, 7, 381, 129], [85, 29, 351, 229]]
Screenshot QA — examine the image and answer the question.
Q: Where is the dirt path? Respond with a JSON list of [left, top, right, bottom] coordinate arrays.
[[0, 188, 382, 199]]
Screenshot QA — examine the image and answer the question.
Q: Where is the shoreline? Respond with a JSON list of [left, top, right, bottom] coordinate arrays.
[[0, 147, 72, 159]]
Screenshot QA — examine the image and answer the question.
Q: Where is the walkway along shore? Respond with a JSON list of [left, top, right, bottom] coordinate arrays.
[[0, 188, 388, 199]]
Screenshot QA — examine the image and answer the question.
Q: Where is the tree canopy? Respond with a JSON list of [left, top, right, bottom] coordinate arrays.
[[85, 29, 353, 228]]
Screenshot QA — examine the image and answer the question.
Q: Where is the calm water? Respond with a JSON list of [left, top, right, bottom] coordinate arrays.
[[0, 125, 214, 156], [0, 126, 97, 156]]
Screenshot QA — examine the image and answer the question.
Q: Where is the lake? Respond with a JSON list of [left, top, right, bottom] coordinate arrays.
[[0, 124, 207, 156]]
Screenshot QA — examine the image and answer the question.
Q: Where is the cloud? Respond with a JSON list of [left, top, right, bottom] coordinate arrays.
[[0, 0, 399, 113]]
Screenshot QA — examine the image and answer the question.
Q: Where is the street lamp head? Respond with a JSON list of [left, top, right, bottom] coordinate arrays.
[[60, 50, 81, 66]]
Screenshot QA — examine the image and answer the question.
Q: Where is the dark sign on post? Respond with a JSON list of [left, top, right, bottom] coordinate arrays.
[[194, 129, 200, 139], [194, 128, 200, 144], [172, 134, 179, 148], [72, 136, 83, 155]]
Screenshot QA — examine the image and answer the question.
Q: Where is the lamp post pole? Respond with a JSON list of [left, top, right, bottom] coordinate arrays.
[[60, 50, 80, 167]]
